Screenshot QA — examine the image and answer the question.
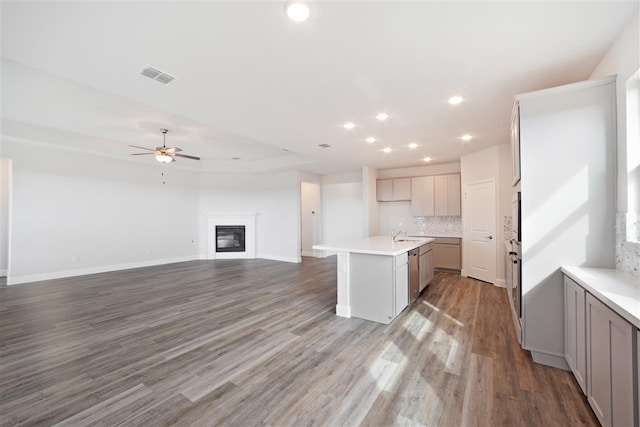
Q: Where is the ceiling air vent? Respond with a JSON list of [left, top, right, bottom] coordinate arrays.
[[318, 143, 331, 148], [140, 65, 177, 84]]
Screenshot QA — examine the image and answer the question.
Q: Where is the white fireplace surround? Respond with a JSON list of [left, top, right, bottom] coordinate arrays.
[[204, 213, 256, 260]]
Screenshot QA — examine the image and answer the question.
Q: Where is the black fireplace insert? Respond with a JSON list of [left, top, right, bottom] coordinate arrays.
[[216, 225, 246, 252]]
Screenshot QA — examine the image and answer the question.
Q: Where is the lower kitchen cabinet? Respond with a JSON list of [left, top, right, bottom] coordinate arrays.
[[418, 243, 434, 291], [349, 252, 408, 324], [586, 293, 635, 427], [564, 277, 586, 394], [394, 253, 409, 317], [434, 238, 461, 271]]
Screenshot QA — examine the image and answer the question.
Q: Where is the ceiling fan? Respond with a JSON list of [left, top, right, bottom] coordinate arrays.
[[130, 128, 200, 163]]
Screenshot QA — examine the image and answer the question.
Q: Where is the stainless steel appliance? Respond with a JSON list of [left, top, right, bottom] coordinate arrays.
[[409, 248, 420, 302]]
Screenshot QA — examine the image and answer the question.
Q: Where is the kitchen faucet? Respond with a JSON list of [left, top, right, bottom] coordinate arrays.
[[392, 223, 405, 241]]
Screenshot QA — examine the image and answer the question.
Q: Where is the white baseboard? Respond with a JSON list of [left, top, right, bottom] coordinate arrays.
[[494, 278, 506, 288], [257, 253, 301, 263], [301, 250, 333, 258], [0, 269, 7, 278], [336, 304, 351, 318], [530, 350, 570, 371], [314, 250, 335, 258], [7, 255, 200, 286]]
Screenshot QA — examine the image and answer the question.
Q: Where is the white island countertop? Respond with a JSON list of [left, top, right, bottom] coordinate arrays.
[[561, 266, 640, 329], [313, 235, 434, 256]]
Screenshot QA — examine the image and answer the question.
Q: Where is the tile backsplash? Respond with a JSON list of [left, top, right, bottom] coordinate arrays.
[[616, 213, 640, 278], [413, 216, 462, 236], [503, 215, 513, 241]]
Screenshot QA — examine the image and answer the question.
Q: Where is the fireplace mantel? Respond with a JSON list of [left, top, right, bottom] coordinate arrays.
[[203, 213, 256, 260]]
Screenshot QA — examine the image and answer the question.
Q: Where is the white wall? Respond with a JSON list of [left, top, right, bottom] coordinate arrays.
[[3, 139, 200, 285], [0, 158, 10, 276], [362, 165, 379, 237], [461, 145, 512, 286], [590, 12, 639, 213], [199, 170, 300, 263], [321, 172, 363, 247]]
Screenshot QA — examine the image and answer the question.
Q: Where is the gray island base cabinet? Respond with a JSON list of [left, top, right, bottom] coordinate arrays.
[[313, 236, 435, 325], [350, 252, 408, 324]]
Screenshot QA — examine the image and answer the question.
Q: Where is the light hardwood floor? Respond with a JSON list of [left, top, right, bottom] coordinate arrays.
[[0, 257, 598, 426]]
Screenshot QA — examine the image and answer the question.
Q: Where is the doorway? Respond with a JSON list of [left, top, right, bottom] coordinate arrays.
[[463, 179, 496, 284], [300, 182, 321, 257]]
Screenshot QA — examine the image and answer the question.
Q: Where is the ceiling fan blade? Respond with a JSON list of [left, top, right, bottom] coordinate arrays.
[[131, 152, 155, 156], [129, 144, 155, 151], [166, 147, 183, 153], [174, 153, 201, 160]]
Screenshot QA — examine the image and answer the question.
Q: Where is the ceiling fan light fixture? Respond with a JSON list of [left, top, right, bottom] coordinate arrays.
[[285, 1, 311, 22], [155, 154, 173, 163]]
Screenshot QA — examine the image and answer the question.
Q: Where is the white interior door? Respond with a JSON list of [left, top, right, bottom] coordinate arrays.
[[300, 182, 321, 257], [463, 180, 496, 283]]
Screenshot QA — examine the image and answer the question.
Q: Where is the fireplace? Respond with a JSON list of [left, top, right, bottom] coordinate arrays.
[[216, 225, 246, 253], [204, 213, 256, 260]]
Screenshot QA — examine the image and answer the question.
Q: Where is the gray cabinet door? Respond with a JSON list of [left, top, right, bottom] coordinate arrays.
[[586, 293, 634, 427], [349, 253, 394, 324], [564, 277, 586, 394]]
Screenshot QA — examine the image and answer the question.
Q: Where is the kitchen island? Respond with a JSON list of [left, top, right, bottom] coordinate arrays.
[[313, 236, 435, 324]]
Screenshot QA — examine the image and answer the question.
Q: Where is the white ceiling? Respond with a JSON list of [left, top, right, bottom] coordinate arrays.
[[1, 1, 637, 175]]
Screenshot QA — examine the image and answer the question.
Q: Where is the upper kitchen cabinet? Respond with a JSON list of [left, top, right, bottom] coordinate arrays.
[[411, 176, 435, 216], [434, 174, 461, 216], [377, 178, 411, 202]]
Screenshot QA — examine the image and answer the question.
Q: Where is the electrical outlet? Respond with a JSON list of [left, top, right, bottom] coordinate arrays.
[[71, 255, 79, 263]]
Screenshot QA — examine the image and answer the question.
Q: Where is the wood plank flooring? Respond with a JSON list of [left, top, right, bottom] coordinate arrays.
[[0, 257, 598, 426]]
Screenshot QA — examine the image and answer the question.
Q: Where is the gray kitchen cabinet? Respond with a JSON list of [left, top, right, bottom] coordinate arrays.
[[434, 238, 461, 271], [586, 293, 634, 427], [410, 176, 435, 216], [377, 178, 411, 202], [434, 174, 461, 216], [418, 243, 434, 291], [564, 276, 586, 394], [517, 77, 616, 369], [394, 253, 409, 316], [350, 252, 408, 324]]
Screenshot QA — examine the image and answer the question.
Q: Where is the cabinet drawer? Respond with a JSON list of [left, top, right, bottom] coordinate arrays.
[[434, 237, 460, 245], [419, 242, 433, 255]]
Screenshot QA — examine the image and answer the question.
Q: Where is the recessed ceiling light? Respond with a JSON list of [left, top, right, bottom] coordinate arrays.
[[366, 137, 376, 143], [448, 96, 464, 105], [423, 157, 432, 162], [376, 112, 389, 121], [460, 134, 473, 141], [343, 122, 355, 130], [408, 143, 418, 149], [285, 1, 311, 22], [383, 147, 392, 153]]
